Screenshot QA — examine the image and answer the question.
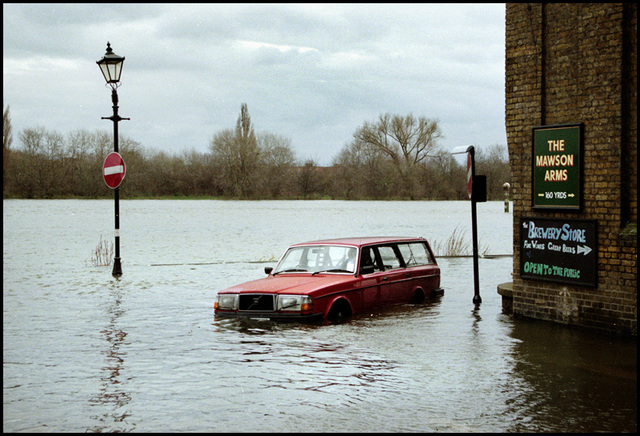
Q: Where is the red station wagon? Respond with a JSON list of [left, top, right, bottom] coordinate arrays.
[[214, 237, 443, 323]]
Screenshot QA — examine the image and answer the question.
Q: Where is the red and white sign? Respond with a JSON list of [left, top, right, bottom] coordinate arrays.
[[103, 152, 126, 189], [467, 152, 473, 199]]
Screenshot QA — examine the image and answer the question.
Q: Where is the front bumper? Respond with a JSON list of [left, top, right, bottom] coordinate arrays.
[[214, 310, 324, 321]]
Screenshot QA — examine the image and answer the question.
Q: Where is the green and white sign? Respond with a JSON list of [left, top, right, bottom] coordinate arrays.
[[532, 124, 583, 210]]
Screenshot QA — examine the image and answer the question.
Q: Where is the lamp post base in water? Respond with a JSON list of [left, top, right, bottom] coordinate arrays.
[[112, 257, 122, 277]]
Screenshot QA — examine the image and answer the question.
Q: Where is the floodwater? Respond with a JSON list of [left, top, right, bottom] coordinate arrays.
[[3, 199, 636, 432]]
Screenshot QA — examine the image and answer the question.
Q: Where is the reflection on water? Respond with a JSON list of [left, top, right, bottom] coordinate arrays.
[[213, 316, 403, 406], [88, 281, 134, 432], [3, 200, 636, 432], [505, 318, 637, 433]]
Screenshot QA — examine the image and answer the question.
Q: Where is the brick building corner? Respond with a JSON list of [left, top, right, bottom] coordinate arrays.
[[503, 3, 637, 335]]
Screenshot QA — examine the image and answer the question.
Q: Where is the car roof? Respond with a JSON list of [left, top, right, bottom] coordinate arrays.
[[289, 236, 426, 248]]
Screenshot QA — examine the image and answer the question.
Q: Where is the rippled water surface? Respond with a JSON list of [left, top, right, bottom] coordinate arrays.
[[3, 200, 636, 432]]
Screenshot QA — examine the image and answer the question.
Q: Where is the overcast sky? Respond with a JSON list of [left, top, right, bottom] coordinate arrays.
[[3, 3, 506, 165]]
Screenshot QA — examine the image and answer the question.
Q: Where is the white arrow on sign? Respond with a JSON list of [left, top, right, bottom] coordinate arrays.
[[577, 245, 592, 256]]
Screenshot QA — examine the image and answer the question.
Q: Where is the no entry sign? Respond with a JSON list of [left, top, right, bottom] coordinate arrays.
[[103, 152, 126, 189]]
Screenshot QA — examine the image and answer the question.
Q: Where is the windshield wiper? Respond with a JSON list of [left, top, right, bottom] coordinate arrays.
[[312, 269, 352, 275], [273, 268, 308, 275]]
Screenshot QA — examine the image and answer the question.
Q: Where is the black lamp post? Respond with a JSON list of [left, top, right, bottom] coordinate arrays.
[[97, 42, 129, 277]]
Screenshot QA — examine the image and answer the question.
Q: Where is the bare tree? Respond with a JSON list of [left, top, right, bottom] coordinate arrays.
[[259, 132, 297, 197], [15, 127, 65, 197], [298, 159, 319, 199], [475, 144, 511, 200], [420, 151, 467, 200], [116, 135, 147, 196], [66, 129, 94, 196], [333, 138, 394, 199], [210, 103, 261, 197], [352, 113, 442, 198]]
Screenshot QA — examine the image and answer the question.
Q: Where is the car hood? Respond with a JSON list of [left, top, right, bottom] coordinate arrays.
[[218, 274, 356, 295]]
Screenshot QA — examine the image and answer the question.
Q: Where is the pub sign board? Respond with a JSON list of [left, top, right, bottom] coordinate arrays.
[[520, 217, 597, 287], [532, 123, 583, 210]]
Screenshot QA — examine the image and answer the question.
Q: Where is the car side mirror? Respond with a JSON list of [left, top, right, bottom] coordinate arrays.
[[360, 265, 375, 275], [264, 266, 273, 275]]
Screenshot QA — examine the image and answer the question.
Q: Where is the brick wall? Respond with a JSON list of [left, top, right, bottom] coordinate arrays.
[[505, 3, 637, 335]]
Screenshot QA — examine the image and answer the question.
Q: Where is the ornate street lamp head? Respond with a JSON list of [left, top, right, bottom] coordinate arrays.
[[97, 42, 125, 89]]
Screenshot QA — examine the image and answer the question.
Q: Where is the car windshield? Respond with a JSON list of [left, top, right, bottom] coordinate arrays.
[[272, 245, 357, 275]]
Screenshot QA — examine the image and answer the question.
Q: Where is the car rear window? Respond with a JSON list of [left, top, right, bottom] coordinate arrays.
[[397, 242, 434, 266]]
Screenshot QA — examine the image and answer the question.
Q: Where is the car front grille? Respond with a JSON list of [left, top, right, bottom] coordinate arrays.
[[238, 294, 275, 311]]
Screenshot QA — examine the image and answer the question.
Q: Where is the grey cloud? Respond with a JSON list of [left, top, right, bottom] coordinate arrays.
[[3, 3, 506, 165]]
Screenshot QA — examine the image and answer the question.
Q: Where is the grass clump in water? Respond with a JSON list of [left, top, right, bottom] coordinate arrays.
[[89, 235, 113, 267], [432, 226, 490, 257]]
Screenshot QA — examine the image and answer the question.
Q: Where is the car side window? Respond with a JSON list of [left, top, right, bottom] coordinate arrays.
[[359, 246, 382, 274], [377, 245, 402, 270], [398, 242, 434, 266]]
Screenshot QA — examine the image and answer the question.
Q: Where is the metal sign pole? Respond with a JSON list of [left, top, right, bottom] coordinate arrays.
[[469, 146, 481, 305], [452, 145, 482, 305]]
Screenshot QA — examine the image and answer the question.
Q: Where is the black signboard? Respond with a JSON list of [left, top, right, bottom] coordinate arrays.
[[520, 217, 597, 287]]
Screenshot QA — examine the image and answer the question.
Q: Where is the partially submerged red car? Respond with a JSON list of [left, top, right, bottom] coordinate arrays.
[[214, 237, 443, 323]]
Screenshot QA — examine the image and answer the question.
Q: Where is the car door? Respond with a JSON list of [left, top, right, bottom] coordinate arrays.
[[376, 244, 411, 305], [357, 245, 384, 309]]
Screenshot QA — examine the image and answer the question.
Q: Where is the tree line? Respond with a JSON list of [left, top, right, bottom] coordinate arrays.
[[3, 103, 510, 200]]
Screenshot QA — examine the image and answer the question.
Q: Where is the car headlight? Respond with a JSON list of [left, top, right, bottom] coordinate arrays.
[[277, 295, 313, 312], [215, 294, 238, 310]]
